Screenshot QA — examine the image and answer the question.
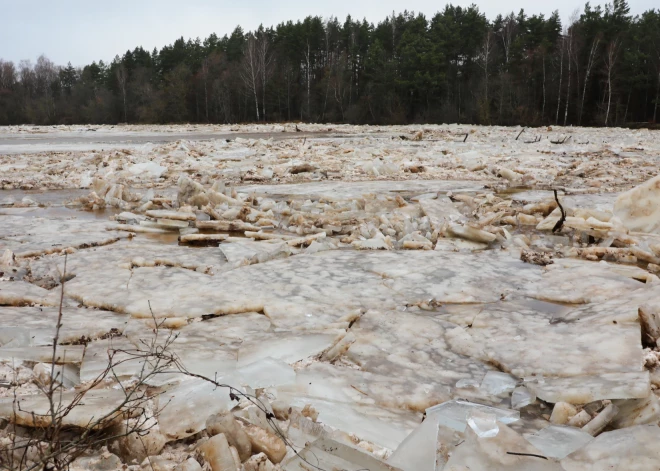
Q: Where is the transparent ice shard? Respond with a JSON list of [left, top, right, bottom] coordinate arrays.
[[426, 400, 519, 433], [480, 371, 518, 396], [524, 425, 594, 460], [283, 437, 402, 471], [156, 377, 240, 441], [467, 409, 500, 438], [387, 415, 441, 471], [456, 378, 480, 389], [511, 386, 536, 409]]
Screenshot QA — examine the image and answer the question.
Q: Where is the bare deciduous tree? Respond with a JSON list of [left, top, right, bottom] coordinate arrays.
[[579, 35, 600, 125], [241, 34, 261, 121], [564, 16, 577, 126], [256, 31, 272, 122], [604, 38, 621, 126], [556, 35, 565, 125], [477, 29, 496, 122], [115, 64, 128, 123]]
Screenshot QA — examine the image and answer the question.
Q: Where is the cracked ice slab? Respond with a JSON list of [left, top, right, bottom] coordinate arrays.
[[560, 425, 660, 471], [61, 248, 544, 322], [0, 216, 130, 258], [0, 280, 64, 306], [0, 388, 128, 428], [0, 307, 128, 346], [238, 180, 489, 200]]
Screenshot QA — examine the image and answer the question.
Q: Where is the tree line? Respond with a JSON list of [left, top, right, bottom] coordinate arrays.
[[0, 1, 658, 127]]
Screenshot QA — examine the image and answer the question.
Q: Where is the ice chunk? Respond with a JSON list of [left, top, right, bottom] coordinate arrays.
[[145, 209, 196, 221], [456, 378, 480, 389], [237, 333, 336, 367], [612, 395, 660, 428], [388, 415, 463, 471], [426, 400, 520, 433], [237, 357, 296, 388], [447, 224, 497, 243], [445, 423, 563, 471], [282, 397, 418, 451], [156, 378, 240, 440], [0, 389, 127, 428], [198, 433, 238, 471], [467, 409, 500, 438], [527, 372, 650, 404], [582, 403, 618, 436], [283, 437, 402, 471], [524, 425, 594, 459], [614, 174, 660, 234], [128, 162, 167, 178], [419, 197, 465, 231], [550, 402, 577, 425], [511, 386, 536, 409], [561, 425, 660, 470], [481, 371, 518, 396]]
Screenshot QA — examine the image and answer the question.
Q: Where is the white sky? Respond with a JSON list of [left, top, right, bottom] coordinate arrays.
[[0, 0, 655, 66]]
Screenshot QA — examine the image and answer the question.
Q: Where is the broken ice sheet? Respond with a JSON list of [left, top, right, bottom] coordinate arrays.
[[0, 280, 64, 307], [0, 388, 127, 428], [425, 400, 519, 433], [524, 260, 648, 304], [279, 362, 451, 416], [237, 333, 337, 366], [0, 215, 130, 258], [0, 345, 84, 364], [524, 425, 594, 460], [156, 377, 241, 441], [527, 372, 650, 404], [283, 397, 419, 451], [283, 437, 402, 471], [437, 294, 646, 394], [0, 307, 128, 346], [445, 423, 563, 471], [387, 413, 463, 471], [561, 425, 660, 471], [611, 395, 660, 428]]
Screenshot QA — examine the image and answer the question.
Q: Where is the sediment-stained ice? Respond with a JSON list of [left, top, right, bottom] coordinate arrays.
[[2, 124, 660, 469]]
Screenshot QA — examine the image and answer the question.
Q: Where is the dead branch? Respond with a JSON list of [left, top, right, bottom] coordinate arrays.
[[552, 189, 566, 233]]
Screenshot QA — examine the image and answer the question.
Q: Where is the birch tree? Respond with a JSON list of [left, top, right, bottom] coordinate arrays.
[[604, 38, 620, 126], [241, 34, 260, 121]]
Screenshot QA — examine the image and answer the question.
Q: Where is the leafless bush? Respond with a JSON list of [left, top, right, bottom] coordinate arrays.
[[0, 256, 181, 471], [0, 255, 324, 471]]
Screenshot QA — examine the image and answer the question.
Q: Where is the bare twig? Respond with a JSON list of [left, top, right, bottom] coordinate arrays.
[[506, 451, 548, 460]]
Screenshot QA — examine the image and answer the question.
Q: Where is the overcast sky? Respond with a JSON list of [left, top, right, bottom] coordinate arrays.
[[0, 0, 655, 66]]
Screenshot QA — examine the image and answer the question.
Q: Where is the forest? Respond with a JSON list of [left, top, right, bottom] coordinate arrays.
[[0, 0, 658, 127]]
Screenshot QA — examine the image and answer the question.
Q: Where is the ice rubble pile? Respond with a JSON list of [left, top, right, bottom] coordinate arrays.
[[2, 124, 659, 194], [83, 170, 660, 282]]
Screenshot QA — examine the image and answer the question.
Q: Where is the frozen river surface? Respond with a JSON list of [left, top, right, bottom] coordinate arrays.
[[1, 123, 660, 470]]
